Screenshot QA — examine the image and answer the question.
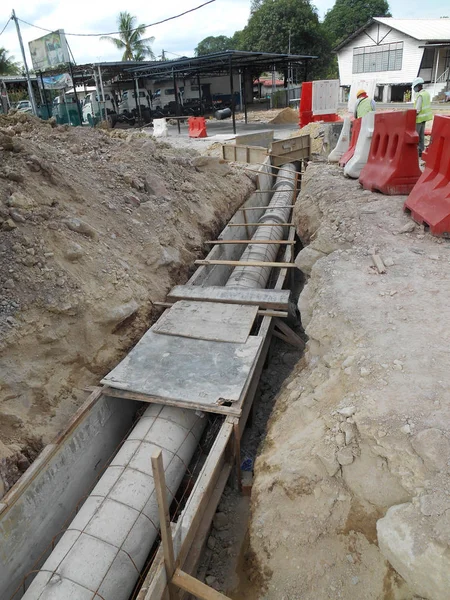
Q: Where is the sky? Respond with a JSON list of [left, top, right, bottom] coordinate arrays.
[[1, 0, 450, 69]]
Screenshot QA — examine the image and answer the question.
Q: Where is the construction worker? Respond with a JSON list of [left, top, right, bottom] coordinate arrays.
[[354, 89, 376, 119], [412, 77, 432, 157]]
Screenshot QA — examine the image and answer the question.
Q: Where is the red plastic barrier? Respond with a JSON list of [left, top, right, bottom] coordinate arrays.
[[299, 81, 340, 128], [188, 116, 207, 138], [339, 118, 361, 167], [299, 82, 313, 128], [404, 115, 450, 236], [359, 110, 421, 195]]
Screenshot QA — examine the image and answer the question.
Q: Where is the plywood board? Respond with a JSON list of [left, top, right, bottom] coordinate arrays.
[[152, 301, 258, 344], [168, 285, 290, 310], [101, 330, 263, 410]]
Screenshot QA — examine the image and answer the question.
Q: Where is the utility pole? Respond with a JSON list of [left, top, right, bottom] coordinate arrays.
[[11, 10, 38, 116]]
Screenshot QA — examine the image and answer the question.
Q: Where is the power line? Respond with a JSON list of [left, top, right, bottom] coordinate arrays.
[[0, 16, 12, 37], [16, 0, 216, 37]]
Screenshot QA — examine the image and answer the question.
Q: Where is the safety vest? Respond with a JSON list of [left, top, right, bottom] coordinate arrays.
[[356, 97, 373, 118], [415, 89, 432, 123]]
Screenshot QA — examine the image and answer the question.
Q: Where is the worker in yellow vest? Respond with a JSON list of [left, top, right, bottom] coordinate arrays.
[[412, 77, 432, 157], [354, 89, 376, 119]]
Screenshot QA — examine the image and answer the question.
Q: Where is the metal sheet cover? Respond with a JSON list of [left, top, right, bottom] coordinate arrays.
[[101, 329, 263, 408]]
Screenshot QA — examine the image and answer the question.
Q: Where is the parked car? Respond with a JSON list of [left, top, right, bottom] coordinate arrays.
[[15, 100, 32, 113], [82, 92, 116, 125]]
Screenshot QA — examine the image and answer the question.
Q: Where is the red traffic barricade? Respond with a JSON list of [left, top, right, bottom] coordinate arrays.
[[339, 118, 361, 167], [359, 110, 421, 195], [299, 82, 313, 128], [404, 115, 450, 236], [188, 116, 207, 138]]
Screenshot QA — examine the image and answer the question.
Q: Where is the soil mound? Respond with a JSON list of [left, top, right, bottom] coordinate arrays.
[[0, 113, 254, 496]]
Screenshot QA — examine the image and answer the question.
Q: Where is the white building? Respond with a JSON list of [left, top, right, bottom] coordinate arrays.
[[336, 18, 450, 103]]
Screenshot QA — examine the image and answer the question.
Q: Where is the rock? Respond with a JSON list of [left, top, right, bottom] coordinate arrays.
[[419, 493, 450, 517], [3, 218, 17, 231], [384, 257, 395, 267], [158, 246, 181, 268], [193, 156, 231, 176], [213, 512, 228, 530], [316, 447, 340, 476], [294, 247, 325, 276], [0, 133, 14, 151], [340, 422, 356, 445], [411, 429, 450, 472], [398, 222, 416, 234], [99, 300, 139, 325], [8, 192, 36, 210], [64, 241, 85, 261], [4, 279, 15, 289], [207, 536, 216, 550], [377, 503, 450, 600], [337, 406, 356, 417], [337, 447, 354, 466], [16, 454, 30, 472], [63, 217, 98, 239], [9, 210, 26, 223], [205, 576, 217, 586], [23, 255, 38, 267]]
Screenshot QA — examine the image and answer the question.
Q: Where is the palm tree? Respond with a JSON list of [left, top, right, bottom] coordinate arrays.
[[0, 47, 21, 75], [101, 12, 155, 61]]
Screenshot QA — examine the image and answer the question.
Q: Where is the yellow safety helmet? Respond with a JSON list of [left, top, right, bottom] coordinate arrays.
[[356, 89, 366, 98]]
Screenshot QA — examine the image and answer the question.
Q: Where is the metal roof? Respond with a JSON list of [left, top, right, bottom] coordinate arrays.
[[334, 17, 450, 52], [374, 17, 450, 42], [126, 50, 316, 79]]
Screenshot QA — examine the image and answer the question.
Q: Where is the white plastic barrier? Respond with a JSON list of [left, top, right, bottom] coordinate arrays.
[[153, 118, 168, 138], [328, 117, 351, 163], [344, 111, 375, 179]]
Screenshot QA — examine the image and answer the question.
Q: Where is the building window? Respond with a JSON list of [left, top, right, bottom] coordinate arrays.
[[353, 42, 403, 74]]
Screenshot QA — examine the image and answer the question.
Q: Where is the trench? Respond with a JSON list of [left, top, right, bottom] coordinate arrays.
[[5, 158, 307, 600]]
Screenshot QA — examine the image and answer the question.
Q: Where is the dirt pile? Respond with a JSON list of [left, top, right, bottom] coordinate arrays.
[[248, 162, 450, 599], [0, 112, 254, 497], [268, 107, 299, 125]]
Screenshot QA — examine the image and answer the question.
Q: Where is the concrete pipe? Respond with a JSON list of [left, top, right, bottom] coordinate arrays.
[[23, 404, 205, 600], [226, 162, 297, 289]]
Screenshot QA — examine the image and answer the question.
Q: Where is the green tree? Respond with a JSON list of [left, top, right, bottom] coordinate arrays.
[[237, 0, 332, 79], [100, 11, 155, 61], [323, 0, 391, 48], [0, 47, 21, 75], [195, 35, 234, 56]]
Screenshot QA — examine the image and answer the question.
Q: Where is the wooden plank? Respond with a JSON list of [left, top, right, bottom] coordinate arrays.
[[167, 286, 290, 311], [102, 386, 241, 417], [178, 465, 232, 599], [204, 240, 294, 245], [152, 301, 258, 344], [195, 259, 297, 269], [274, 318, 305, 349], [101, 331, 263, 411], [152, 450, 176, 599], [173, 569, 232, 600]]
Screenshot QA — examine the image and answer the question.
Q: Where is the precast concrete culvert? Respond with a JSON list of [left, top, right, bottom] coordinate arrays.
[[21, 162, 300, 600]]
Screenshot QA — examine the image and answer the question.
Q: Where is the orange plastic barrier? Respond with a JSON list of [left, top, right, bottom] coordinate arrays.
[[188, 116, 207, 138], [359, 110, 421, 195], [404, 115, 450, 236], [339, 118, 361, 167]]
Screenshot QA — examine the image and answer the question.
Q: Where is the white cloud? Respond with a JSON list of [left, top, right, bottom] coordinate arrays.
[[0, 0, 251, 67], [1, 0, 449, 70]]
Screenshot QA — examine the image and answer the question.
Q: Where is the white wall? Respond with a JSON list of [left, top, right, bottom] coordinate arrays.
[[337, 22, 425, 86]]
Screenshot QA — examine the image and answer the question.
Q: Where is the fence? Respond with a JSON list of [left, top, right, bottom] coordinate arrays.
[[267, 86, 301, 110]]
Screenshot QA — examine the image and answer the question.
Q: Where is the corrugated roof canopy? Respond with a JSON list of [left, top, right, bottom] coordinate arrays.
[[126, 50, 316, 79]]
